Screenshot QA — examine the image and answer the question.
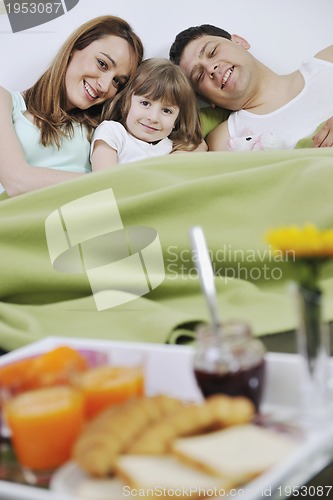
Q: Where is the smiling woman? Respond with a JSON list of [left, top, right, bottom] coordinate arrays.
[[0, 15, 143, 197]]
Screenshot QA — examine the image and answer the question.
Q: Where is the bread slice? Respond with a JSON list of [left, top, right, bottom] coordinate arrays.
[[75, 477, 125, 500], [172, 424, 298, 484], [115, 455, 233, 498]]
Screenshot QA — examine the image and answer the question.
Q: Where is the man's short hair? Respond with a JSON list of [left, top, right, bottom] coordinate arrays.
[[169, 24, 231, 65]]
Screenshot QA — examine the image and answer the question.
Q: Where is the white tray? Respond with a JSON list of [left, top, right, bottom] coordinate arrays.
[[1, 336, 333, 500]]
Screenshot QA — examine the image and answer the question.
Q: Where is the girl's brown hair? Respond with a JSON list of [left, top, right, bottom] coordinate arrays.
[[102, 58, 203, 151], [24, 16, 144, 147]]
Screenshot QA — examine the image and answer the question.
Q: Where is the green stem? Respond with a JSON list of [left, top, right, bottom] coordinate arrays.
[[297, 285, 322, 374]]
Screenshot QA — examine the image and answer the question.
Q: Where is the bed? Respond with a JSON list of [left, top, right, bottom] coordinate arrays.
[[0, 146, 332, 351]]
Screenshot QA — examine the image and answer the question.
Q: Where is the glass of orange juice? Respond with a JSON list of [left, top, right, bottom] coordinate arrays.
[[3, 385, 84, 484], [76, 349, 145, 420]]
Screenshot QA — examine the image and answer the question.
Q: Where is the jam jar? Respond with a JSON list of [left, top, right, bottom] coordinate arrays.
[[193, 321, 266, 412]]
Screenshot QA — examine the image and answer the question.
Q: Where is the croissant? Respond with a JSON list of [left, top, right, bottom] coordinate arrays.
[[73, 394, 255, 477]]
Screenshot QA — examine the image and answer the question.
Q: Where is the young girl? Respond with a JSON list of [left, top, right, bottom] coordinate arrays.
[[90, 58, 205, 170], [0, 16, 143, 196]]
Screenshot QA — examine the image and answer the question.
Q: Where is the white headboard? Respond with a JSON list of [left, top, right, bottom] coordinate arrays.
[[0, 0, 332, 91]]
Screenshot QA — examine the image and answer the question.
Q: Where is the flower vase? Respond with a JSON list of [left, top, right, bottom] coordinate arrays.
[[295, 284, 331, 425], [266, 224, 333, 425]]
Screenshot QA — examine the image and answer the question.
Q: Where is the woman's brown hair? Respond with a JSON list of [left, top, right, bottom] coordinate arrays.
[[24, 16, 144, 147], [102, 58, 203, 151]]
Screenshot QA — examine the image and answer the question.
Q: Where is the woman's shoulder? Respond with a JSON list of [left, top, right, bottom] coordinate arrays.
[[0, 87, 16, 119], [0, 87, 25, 111], [0, 86, 12, 103]]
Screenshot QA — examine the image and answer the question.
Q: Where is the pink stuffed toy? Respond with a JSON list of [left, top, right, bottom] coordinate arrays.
[[227, 131, 284, 151]]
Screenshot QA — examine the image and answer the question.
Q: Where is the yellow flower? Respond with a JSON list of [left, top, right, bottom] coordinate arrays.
[[266, 224, 333, 258]]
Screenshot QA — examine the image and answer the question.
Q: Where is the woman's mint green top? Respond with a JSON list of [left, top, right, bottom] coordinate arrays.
[[0, 91, 92, 193]]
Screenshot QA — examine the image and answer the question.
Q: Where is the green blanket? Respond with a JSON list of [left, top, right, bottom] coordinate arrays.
[[1, 148, 333, 351]]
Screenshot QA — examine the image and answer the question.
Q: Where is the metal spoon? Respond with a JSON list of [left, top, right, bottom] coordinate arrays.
[[189, 226, 221, 335]]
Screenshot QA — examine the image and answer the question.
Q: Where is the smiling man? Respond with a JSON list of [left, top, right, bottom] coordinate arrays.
[[169, 24, 333, 151]]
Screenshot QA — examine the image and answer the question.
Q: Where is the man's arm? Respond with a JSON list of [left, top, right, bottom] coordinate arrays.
[[172, 140, 208, 153], [315, 45, 333, 63], [307, 46, 333, 148], [206, 120, 231, 151], [312, 117, 333, 148]]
